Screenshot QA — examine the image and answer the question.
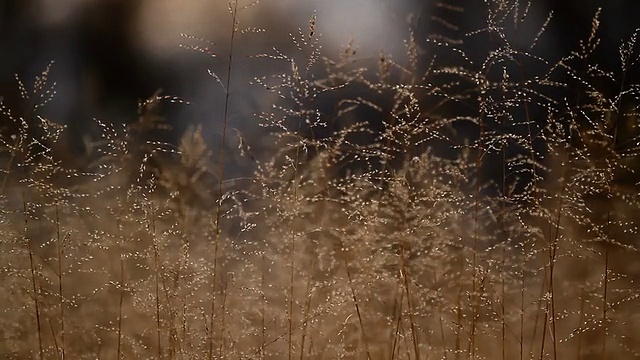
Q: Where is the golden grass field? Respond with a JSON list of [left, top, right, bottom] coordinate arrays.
[[1, 1, 639, 359]]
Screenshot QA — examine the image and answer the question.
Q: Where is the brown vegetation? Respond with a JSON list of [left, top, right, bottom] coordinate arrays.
[[1, 1, 639, 359]]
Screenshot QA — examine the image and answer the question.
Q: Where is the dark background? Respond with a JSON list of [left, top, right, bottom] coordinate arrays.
[[1, 0, 639, 165]]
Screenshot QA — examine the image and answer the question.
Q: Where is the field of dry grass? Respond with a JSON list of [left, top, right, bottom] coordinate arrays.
[[1, 1, 640, 359]]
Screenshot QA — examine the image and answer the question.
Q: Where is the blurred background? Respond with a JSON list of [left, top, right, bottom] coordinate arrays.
[[1, 0, 639, 165]]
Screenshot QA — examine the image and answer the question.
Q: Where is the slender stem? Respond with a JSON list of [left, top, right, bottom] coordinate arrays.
[[209, 2, 239, 358], [55, 206, 65, 360], [455, 288, 463, 360], [470, 98, 485, 360], [299, 265, 314, 360], [402, 266, 421, 360], [540, 146, 568, 360], [260, 252, 266, 359], [576, 287, 585, 359], [219, 278, 229, 358], [342, 253, 372, 360], [520, 262, 525, 360], [117, 257, 125, 360], [601, 249, 609, 358], [24, 195, 44, 360], [151, 205, 162, 359], [287, 138, 301, 360], [390, 284, 404, 359]]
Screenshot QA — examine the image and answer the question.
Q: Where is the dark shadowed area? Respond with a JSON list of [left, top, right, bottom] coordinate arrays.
[[2, 0, 639, 165]]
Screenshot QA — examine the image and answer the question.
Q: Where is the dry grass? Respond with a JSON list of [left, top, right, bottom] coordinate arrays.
[[1, 1, 640, 359]]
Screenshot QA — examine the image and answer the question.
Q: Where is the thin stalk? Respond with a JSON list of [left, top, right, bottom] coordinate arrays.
[[299, 265, 314, 360], [287, 233, 295, 360], [24, 195, 44, 360], [436, 270, 447, 360], [179, 241, 189, 359], [207, 234, 219, 360], [539, 146, 568, 360], [160, 254, 177, 358], [390, 285, 404, 359], [520, 262, 525, 360], [260, 252, 267, 359], [439, 311, 447, 360], [500, 107, 508, 360], [49, 318, 61, 359], [171, 270, 184, 357], [343, 253, 372, 360], [501, 244, 506, 360], [455, 288, 463, 360], [517, 52, 538, 360], [575, 287, 585, 359], [549, 220, 560, 360], [218, 278, 229, 359], [601, 249, 609, 359], [55, 206, 65, 360], [400, 247, 420, 360], [209, 1, 240, 357], [117, 257, 125, 360], [531, 269, 547, 358], [400, 316, 412, 360], [601, 55, 621, 355], [1, 150, 15, 192], [287, 143, 301, 360], [469, 110, 485, 360], [151, 205, 163, 359]]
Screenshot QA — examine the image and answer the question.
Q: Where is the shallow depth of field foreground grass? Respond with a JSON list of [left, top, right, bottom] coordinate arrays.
[[1, 1, 640, 359]]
